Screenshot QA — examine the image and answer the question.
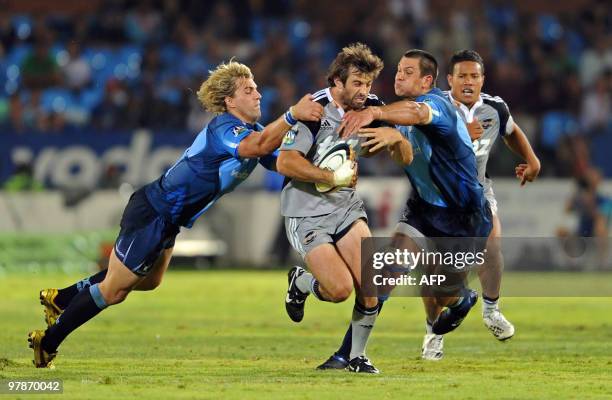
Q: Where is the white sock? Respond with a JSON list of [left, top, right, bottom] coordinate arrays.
[[482, 296, 499, 315], [295, 272, 314, 294], [349, 302, 378, 360], [295, 272, 325, 300], [425, 320, 434, 335]]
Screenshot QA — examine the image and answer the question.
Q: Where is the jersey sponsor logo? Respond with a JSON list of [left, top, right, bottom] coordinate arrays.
[[230, 161, 254, 180], [283, 128, 297, 145], [232, 126, 248, 136], [480, 118, 494, 129], [320, 119, 334, 131]]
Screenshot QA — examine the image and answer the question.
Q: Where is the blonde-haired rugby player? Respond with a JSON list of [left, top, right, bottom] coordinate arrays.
[[30, 60, 323, 368]]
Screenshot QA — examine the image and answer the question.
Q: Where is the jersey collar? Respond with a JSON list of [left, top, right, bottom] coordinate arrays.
[[326, 87, 346, 117], [447, 92, 483, 123], [224, 112, 259, 130]]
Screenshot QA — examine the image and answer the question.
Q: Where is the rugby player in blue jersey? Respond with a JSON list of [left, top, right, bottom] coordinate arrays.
[[28, 60, 324, 368], [317, 49, 493, 370]]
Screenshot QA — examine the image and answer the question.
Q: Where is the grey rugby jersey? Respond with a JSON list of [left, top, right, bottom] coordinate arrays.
[[280, 87, 385, 217], [445, 91, 514, 192]]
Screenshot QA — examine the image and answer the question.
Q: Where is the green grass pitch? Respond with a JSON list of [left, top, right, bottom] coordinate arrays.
[[1, 270, 612, 399]]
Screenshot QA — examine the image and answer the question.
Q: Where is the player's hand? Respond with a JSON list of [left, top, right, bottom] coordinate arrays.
[[516, 160, 541, 186], [332, 159, 357, 187], [348, 148, 358, 187], [349, 161, 358, 188], [358, 127, 403, 153], [291, 94, 324, 122], [338, 107, 377, 138], [467, 118, 484, 141]]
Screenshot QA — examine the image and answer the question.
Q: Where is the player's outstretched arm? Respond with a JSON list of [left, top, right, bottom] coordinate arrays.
[[503, 122, 541, 186], [276, 150, 355, 188], [371, 101, 431, 126], [358, 127, 413, 166], [237, 94, 324, 158], [338, 101, 429, 137]]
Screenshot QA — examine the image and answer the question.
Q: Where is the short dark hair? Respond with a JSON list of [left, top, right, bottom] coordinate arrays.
[[403, 49, 438, 88], [327, 42, 384, 87], [448, 50, 485, 75]]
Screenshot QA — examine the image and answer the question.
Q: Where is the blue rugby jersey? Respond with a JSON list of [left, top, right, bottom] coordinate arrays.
[[145, 112, 276, 227], [398, 88, 486, 211]]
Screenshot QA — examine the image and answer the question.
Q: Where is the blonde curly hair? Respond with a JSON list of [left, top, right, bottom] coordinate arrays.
[[197, 60, 253, 113]]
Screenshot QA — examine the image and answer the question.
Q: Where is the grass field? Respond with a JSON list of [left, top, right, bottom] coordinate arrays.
[[1, 270, 612, 399]]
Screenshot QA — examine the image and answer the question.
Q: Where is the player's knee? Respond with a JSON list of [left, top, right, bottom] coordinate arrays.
[[361, 296, 378, 309], [136, 276, 163, 291], [326, 282, 353, 303], [104, 288, 131, 305], [147, 279, 163, 290]]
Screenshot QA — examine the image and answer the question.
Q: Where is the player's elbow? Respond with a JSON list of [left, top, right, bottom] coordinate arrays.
[[393, 142, 413, 166], [401, 152, 413, 166], [257, 127, 285, 156], [238, 136, 274, 159], [257, 140, 279, 157], [401, 144, 414, 165], [406, 150, 414, 164], [276, 151, 295, 177]]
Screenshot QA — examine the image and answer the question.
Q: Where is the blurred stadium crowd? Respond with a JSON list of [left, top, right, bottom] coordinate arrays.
[[0, 0, 610, 178]]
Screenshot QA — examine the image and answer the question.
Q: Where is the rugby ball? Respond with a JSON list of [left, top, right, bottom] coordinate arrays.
[[315, 142, 352, 193]]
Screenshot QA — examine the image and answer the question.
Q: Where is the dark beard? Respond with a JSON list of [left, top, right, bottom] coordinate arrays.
[[348, 96, 367, 111]]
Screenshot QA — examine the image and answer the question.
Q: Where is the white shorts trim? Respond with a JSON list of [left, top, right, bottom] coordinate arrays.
[[394, 222, 432, 251], [484, 186, 498, 216]]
